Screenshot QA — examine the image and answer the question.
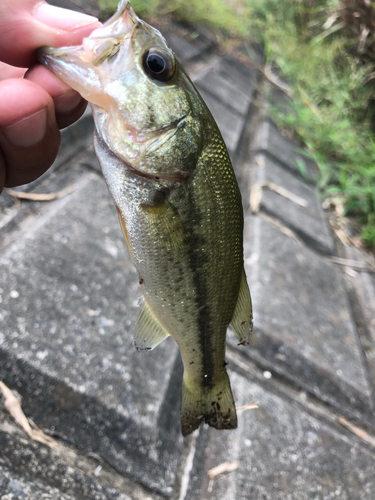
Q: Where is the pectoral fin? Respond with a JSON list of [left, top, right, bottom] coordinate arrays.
[[230, 267, 253, 346], [142, 198, 187, 252], [134, 300, 170, 351]]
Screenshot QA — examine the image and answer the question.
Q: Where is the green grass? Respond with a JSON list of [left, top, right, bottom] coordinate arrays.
[[100, 0, 375, 249]]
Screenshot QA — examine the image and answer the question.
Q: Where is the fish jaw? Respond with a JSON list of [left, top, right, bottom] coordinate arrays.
[[37, 0, 138, 109]]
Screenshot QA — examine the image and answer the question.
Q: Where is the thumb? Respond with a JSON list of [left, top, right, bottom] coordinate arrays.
[[0, 1, 100, 68]]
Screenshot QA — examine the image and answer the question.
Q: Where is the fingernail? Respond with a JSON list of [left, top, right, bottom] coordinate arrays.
[[2, 108, 47, 147], [35, 4, 98, 31], [54, 91, 82, 113]]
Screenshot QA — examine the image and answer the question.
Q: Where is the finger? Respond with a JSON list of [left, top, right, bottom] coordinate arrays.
[[0, 0, 100, 68], [0, 78, 61, 190], [26, 64, 88, 129], [0, 61, 27, 80]]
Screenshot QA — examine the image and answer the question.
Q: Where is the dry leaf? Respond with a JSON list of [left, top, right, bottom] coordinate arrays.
[[6, 185, 77, 202], [207, 461, 238, 479], [0, 381, 58, 448]]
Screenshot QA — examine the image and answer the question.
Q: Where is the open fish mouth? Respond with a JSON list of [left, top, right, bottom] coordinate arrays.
[[37, 0, 139, 107]]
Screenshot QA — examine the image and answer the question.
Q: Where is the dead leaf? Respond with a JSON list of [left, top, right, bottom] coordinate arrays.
[[0, 381, 58, 448], [6, 185, 77, 202], [207, 461, 238, 479]]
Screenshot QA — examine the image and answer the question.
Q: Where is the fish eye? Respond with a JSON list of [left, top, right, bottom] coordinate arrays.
[[142, 48, 175, 82]]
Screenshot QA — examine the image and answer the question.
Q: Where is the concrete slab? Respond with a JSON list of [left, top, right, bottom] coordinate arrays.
[[161, 22, 214, 63], [0, 149, 94, 245], [0, 402, 162, 500], [167, 33, 204, 63], [252, 121, 319, 183], [0, 467, 75, 500], [232, 215, 372, 423], [344, 246, 375, 400], [251, 153, 334, 254], [219, 54, 259, 96], [0, 173, 182, 495], [180, 370, 375, 500], [194, 70, 253, 115]]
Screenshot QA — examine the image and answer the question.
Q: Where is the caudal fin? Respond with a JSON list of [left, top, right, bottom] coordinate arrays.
[[180, 372, 237, 437]]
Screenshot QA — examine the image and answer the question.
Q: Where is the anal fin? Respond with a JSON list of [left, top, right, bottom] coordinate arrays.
[[134, 300, 170, 351], [230, 267, 253, 346]]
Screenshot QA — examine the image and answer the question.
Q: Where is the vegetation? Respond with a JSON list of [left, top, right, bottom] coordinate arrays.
[[100, 0, 375, 249]]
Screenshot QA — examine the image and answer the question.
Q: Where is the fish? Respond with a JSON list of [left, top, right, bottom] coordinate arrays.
[[38, 0, 253, 437]]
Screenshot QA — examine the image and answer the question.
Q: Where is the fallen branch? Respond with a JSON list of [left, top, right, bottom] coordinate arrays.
[[6, 185, 77, 202]]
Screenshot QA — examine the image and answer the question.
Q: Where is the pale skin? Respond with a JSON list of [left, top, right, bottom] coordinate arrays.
[[0, 0, 101, 193]]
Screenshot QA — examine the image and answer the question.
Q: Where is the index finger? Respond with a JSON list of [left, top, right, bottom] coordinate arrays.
[[0, 0, 100, 68]]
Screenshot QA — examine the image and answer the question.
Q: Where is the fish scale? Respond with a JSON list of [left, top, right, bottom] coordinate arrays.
[[38, 0, 253, 436]]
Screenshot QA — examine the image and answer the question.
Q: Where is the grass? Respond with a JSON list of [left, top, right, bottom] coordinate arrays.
[[99, 0, 375, 249]]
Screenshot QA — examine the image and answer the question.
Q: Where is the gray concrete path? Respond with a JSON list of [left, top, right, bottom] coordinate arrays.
[[1, 6, 375, 500]]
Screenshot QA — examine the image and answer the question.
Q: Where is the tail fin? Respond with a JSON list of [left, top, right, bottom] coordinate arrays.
[[180, 372, 237, 437]]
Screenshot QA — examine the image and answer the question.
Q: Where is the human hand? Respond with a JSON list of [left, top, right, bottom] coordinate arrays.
[[0, 0, 101, 193]]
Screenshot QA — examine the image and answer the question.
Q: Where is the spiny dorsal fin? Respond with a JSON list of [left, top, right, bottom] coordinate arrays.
[[134, 299, 170, 351], [230, 267, 253, 346]]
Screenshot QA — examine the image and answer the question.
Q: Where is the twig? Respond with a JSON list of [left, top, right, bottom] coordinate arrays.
[[236, 403, 259, 411], [252, 182, 308, 208], [259, 212, 303, 245], [262, 63, 292, 95], [326, 256, 375, 273], [338, 416, 375, 447], [6, 185, 77, 202], [207, 461, 238, 480]]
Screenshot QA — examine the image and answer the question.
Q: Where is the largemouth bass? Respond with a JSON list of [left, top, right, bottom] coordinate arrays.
[[38, 0, 253, 436]]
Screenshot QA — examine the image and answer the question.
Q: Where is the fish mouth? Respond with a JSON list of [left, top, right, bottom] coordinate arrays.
[[37, 0, 139, 105]]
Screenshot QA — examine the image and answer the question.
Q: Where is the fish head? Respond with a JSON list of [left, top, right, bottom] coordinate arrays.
[[38, 0, 205, 182]]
